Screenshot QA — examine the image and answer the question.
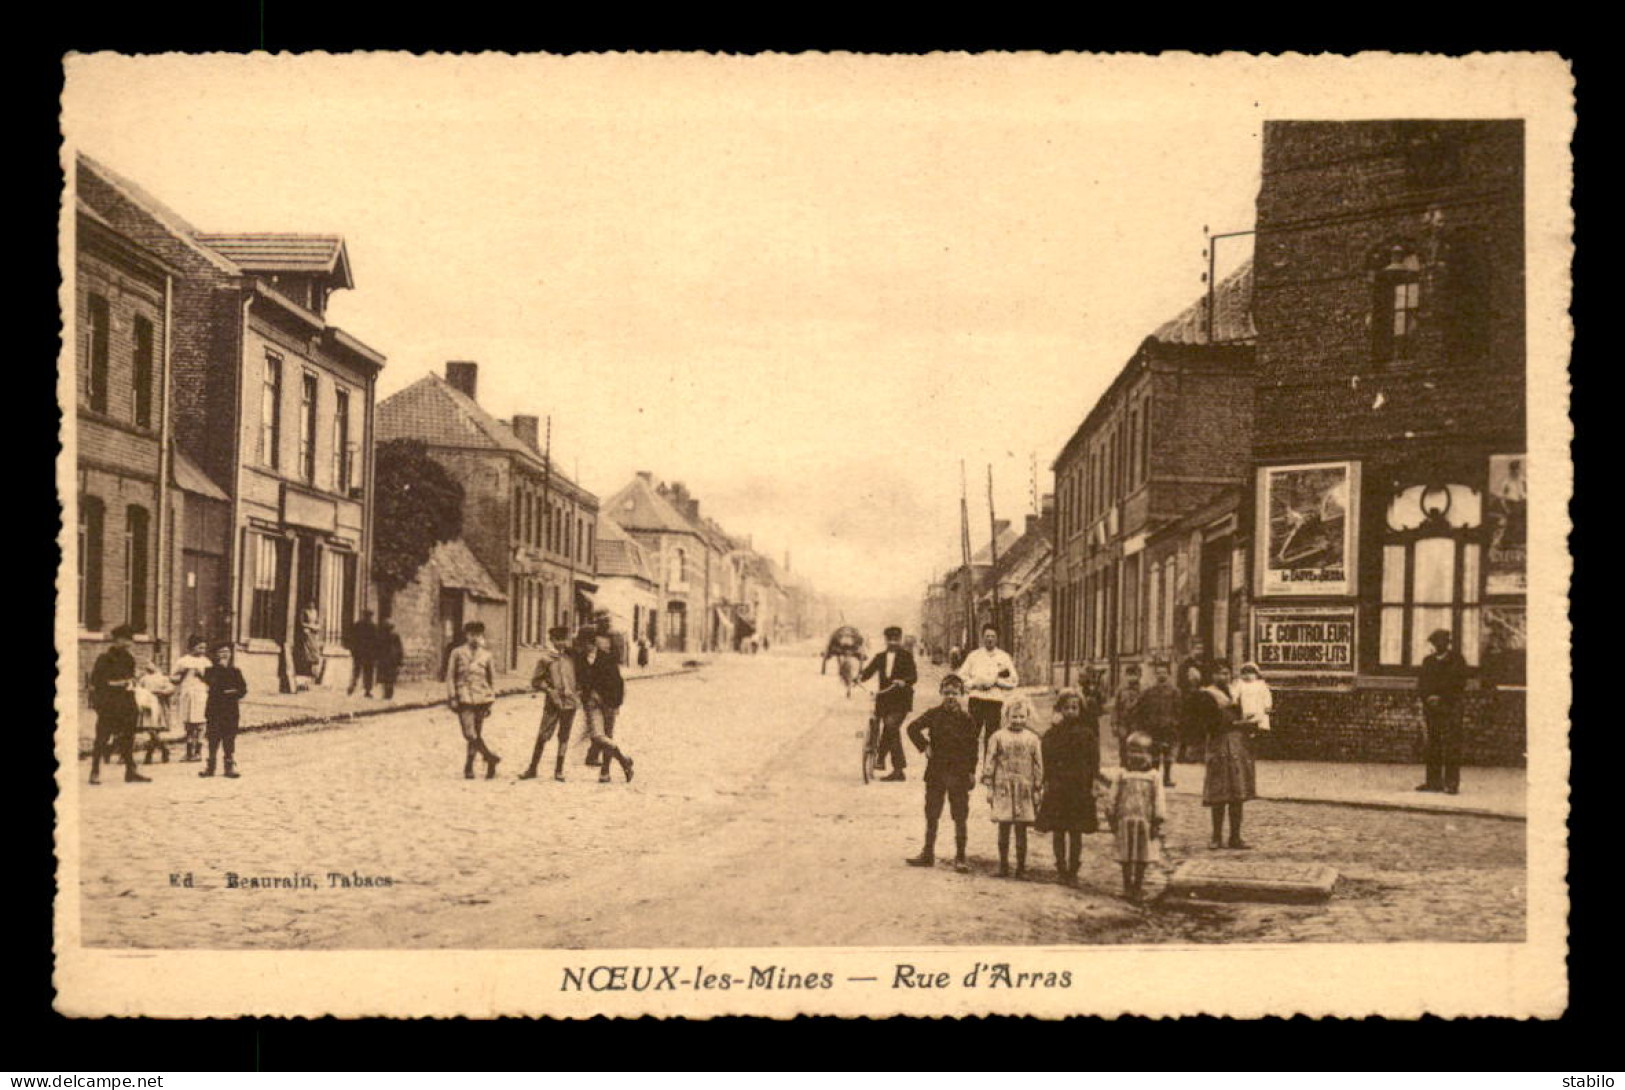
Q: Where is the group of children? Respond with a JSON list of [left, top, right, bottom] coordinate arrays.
[[902, 661, 1273, 901], [88, 630, 248, 785]]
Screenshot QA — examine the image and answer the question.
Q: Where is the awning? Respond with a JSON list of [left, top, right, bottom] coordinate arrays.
[[171, 447, 228, 501]]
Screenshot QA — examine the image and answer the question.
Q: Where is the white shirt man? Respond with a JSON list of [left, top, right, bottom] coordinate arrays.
[[958, 626, 1018, 757]]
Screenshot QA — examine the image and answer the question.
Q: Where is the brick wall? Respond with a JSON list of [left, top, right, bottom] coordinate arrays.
[[1255, 686, 1526, 766]]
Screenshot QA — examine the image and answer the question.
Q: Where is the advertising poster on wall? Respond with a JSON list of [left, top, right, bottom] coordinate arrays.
[[1257, 462, 1358, 597], [1487, 454, 1528, 595], [1252, 606, 1357, 674]]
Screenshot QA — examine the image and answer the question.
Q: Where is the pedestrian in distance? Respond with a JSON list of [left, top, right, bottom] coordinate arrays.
[[1196, 660, 1256, 850], [904, 674, 980, 873], [861, 625, 917, 781], [375, 619, 404, 700], [982, 695, 1043, 879], [1130, 659, 1183, 788], [1416, 628, 1469, 795], [88, 625, 150, 785], [579, 631, 635, 784], [346, 609, 380, 697], [1100, 731, 1167, 902], [133, 661, 174, 766], [170, 635, 213, 763], [199, 642, 248, 778], [636, 639, 650, 669], [521, 626, 581, 782], [1036, 689, 1100, 886], [1111, 664, 1144, 767], [959, 622, 1019, 766], [446, 621, 501, 780]]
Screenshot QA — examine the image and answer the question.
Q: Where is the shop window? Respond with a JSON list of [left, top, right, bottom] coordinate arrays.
[[248, 533, 282, 640], [132, 316, 154, 428], [320, 550, 354, 647], [79, 496, 105, 630], [260, 353, 283, 469], [85, 293, 110, 413], [124, 505, 149, 632], [1379, 482, 1483, 667]]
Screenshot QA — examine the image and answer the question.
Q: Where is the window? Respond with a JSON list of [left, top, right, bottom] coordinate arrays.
[[1140, 397, 1151, 482], [132, 316, 154, 428], [587, 522, 595, 569], [321, 550, 355, 647], [124, 505, 149, 632], [249, 533, 282, 640], [1372, 248, 1422, 363], [1121, 553, 1141, 654], [79, 496, 105, 630], [1378, 483, 1483, 667], [299, 373, 319, 483], [260, 353, 283, 468], [333, 388, 352, 492], [673, 548, 687, 589], [1147, 560, 1162, 650], [577, 517, 585, 562], [85, 294, 110, 413]]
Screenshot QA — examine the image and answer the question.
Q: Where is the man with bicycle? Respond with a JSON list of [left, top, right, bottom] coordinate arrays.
[[860, 626, 917, 782]]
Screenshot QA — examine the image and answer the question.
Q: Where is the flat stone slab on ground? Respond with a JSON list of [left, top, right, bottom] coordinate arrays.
[[1166, 859, 1339, 903]]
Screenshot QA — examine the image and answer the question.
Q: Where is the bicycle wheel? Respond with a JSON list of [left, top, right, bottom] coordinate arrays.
[[861, 717, 878, 784]]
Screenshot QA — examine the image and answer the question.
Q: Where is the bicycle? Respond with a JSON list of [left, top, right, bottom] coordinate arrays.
[[858, 680, 906, 785]]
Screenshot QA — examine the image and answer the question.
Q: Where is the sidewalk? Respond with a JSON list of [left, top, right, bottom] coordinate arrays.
[[74, 661, 701, 758], [1018, 686, 1525, 820]]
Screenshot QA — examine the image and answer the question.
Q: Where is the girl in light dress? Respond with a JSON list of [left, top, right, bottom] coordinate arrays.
[[170, 635, 213, 763], [1100, 731, 1168, 902], [982, 695, 1044, 879]]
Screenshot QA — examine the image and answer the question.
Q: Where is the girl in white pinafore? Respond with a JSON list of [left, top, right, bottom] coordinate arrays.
[[170, 636, 213, 763]]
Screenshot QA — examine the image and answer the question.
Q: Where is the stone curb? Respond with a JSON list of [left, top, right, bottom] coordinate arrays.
[[1247, 792, 1525, 822], [76, 666, 701, 759]]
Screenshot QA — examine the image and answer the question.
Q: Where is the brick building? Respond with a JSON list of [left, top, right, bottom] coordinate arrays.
[[77, 154, 386, 695], [376, 363, 599, 679], [1050, 262, 1256, 691], [1247, 120, 1525, 765], [979, 499, 1054, 685], [941, 520, 1019, 657], [603, 473, 712, 654]]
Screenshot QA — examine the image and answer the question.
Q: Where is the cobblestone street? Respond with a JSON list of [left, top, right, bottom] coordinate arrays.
[[77, 652, 1525, 949]]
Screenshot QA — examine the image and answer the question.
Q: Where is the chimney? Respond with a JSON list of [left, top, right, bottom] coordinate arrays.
[[1041, 491, 1055, 515], [994, 518, 1011, 538], [637, 471, 654, 484], [446, 361, 478, 401], [1025, 513, 1041, 536], [511, 414, 540, 451]]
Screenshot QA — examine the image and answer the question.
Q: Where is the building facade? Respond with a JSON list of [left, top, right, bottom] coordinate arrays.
[[375, 362, 599, 679], [604, 474, 712, 655], [592, 516, 661, 660], [1247, 120, 1526, 764], [78, 154, 385, 696], [1050, 263, 1256, 691]]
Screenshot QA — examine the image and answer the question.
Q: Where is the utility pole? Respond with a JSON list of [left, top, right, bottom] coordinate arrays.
[[959, 460, 974, 650], [987, 463, 1001, 645]]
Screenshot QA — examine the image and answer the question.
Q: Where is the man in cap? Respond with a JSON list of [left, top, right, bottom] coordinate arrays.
[[861, 625, 918, 781], [904, 673, 978, 872], [522, 626, 581, 782], [1416, 627, 1469, 794], [958, 622, 1019, 765], [88, 625, 150, 785]]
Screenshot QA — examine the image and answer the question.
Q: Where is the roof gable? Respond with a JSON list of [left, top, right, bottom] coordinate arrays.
[[377, 374, 544, 467], [604, 476, 703, 536], [195, 233, 354, 289]]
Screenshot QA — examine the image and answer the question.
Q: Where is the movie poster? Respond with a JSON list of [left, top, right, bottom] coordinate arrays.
[[1487, 454, 1528, 595], [1258, 462, 1358, 597]]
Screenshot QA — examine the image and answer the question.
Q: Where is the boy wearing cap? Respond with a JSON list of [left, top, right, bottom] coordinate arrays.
[[904, 674, 979, 872], [88, 625, 150, 785], [446, 621, 501, 780], [860, 625, 917, 781], [522, 626, 581, 782]]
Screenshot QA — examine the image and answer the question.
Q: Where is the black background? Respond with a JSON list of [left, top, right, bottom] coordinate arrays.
[[18, 9, 1601, 1069]]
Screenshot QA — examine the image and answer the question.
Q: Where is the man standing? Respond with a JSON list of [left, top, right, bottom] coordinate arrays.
[[579, 631, 635, 784], [346, 609, 380, 697], [522, 626, 581, 782], [904, 674, 979, 872], [958, 622, 1018, 762], [1416, 628, 1469, 795], [1111, 665, 1144, 767], [88, 625, 150, 785], [445, 621, 501, 780], [375, 619, 404, 700], [1130, 659, 1182, 787], [861, 625, 918, 782]]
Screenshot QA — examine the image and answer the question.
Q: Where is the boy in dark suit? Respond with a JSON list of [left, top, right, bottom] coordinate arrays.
[[904, 674, 979, 872], [861, 626, 918, 781], [88, 625, 150, 785]]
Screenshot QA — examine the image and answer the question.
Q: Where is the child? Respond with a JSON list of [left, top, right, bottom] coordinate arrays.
[[1233, 662, 1273, 735], [904, 673, 980, 872], [1036, 689, 1100, 886], [170, 635, 213, 763], [1198, 661, 1255, 850], [981, 695, 1044, 879], [199, 643, 248, 778], [133, 661, 174, 765], [446, 621, 501, 780], [1100, 731, 1167, 902]]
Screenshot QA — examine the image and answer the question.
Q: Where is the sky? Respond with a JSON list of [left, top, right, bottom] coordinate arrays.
[[64, 53, 1527, 616]]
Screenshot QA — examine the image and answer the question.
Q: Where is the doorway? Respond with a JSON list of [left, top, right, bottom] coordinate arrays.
[[437, 588, 464, 679]]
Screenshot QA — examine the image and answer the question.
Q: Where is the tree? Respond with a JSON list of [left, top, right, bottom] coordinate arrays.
[[372, 439, 464, 617]]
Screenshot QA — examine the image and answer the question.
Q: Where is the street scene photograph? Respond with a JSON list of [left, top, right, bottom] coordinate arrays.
[[54, 54, 1570, 1018]]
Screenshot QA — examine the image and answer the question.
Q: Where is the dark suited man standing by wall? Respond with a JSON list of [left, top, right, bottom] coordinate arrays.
[[346, 609, 380, 697], [861, 626, 918, 782], [1416, 628, 1470, 795]]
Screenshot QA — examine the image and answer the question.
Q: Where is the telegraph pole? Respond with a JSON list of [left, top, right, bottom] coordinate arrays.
[[987, 464, 1001, 645], [959, 460, 974, 650]]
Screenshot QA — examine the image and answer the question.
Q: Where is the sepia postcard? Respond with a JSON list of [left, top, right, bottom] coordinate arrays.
[[54, 51, 1573, 1019]]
